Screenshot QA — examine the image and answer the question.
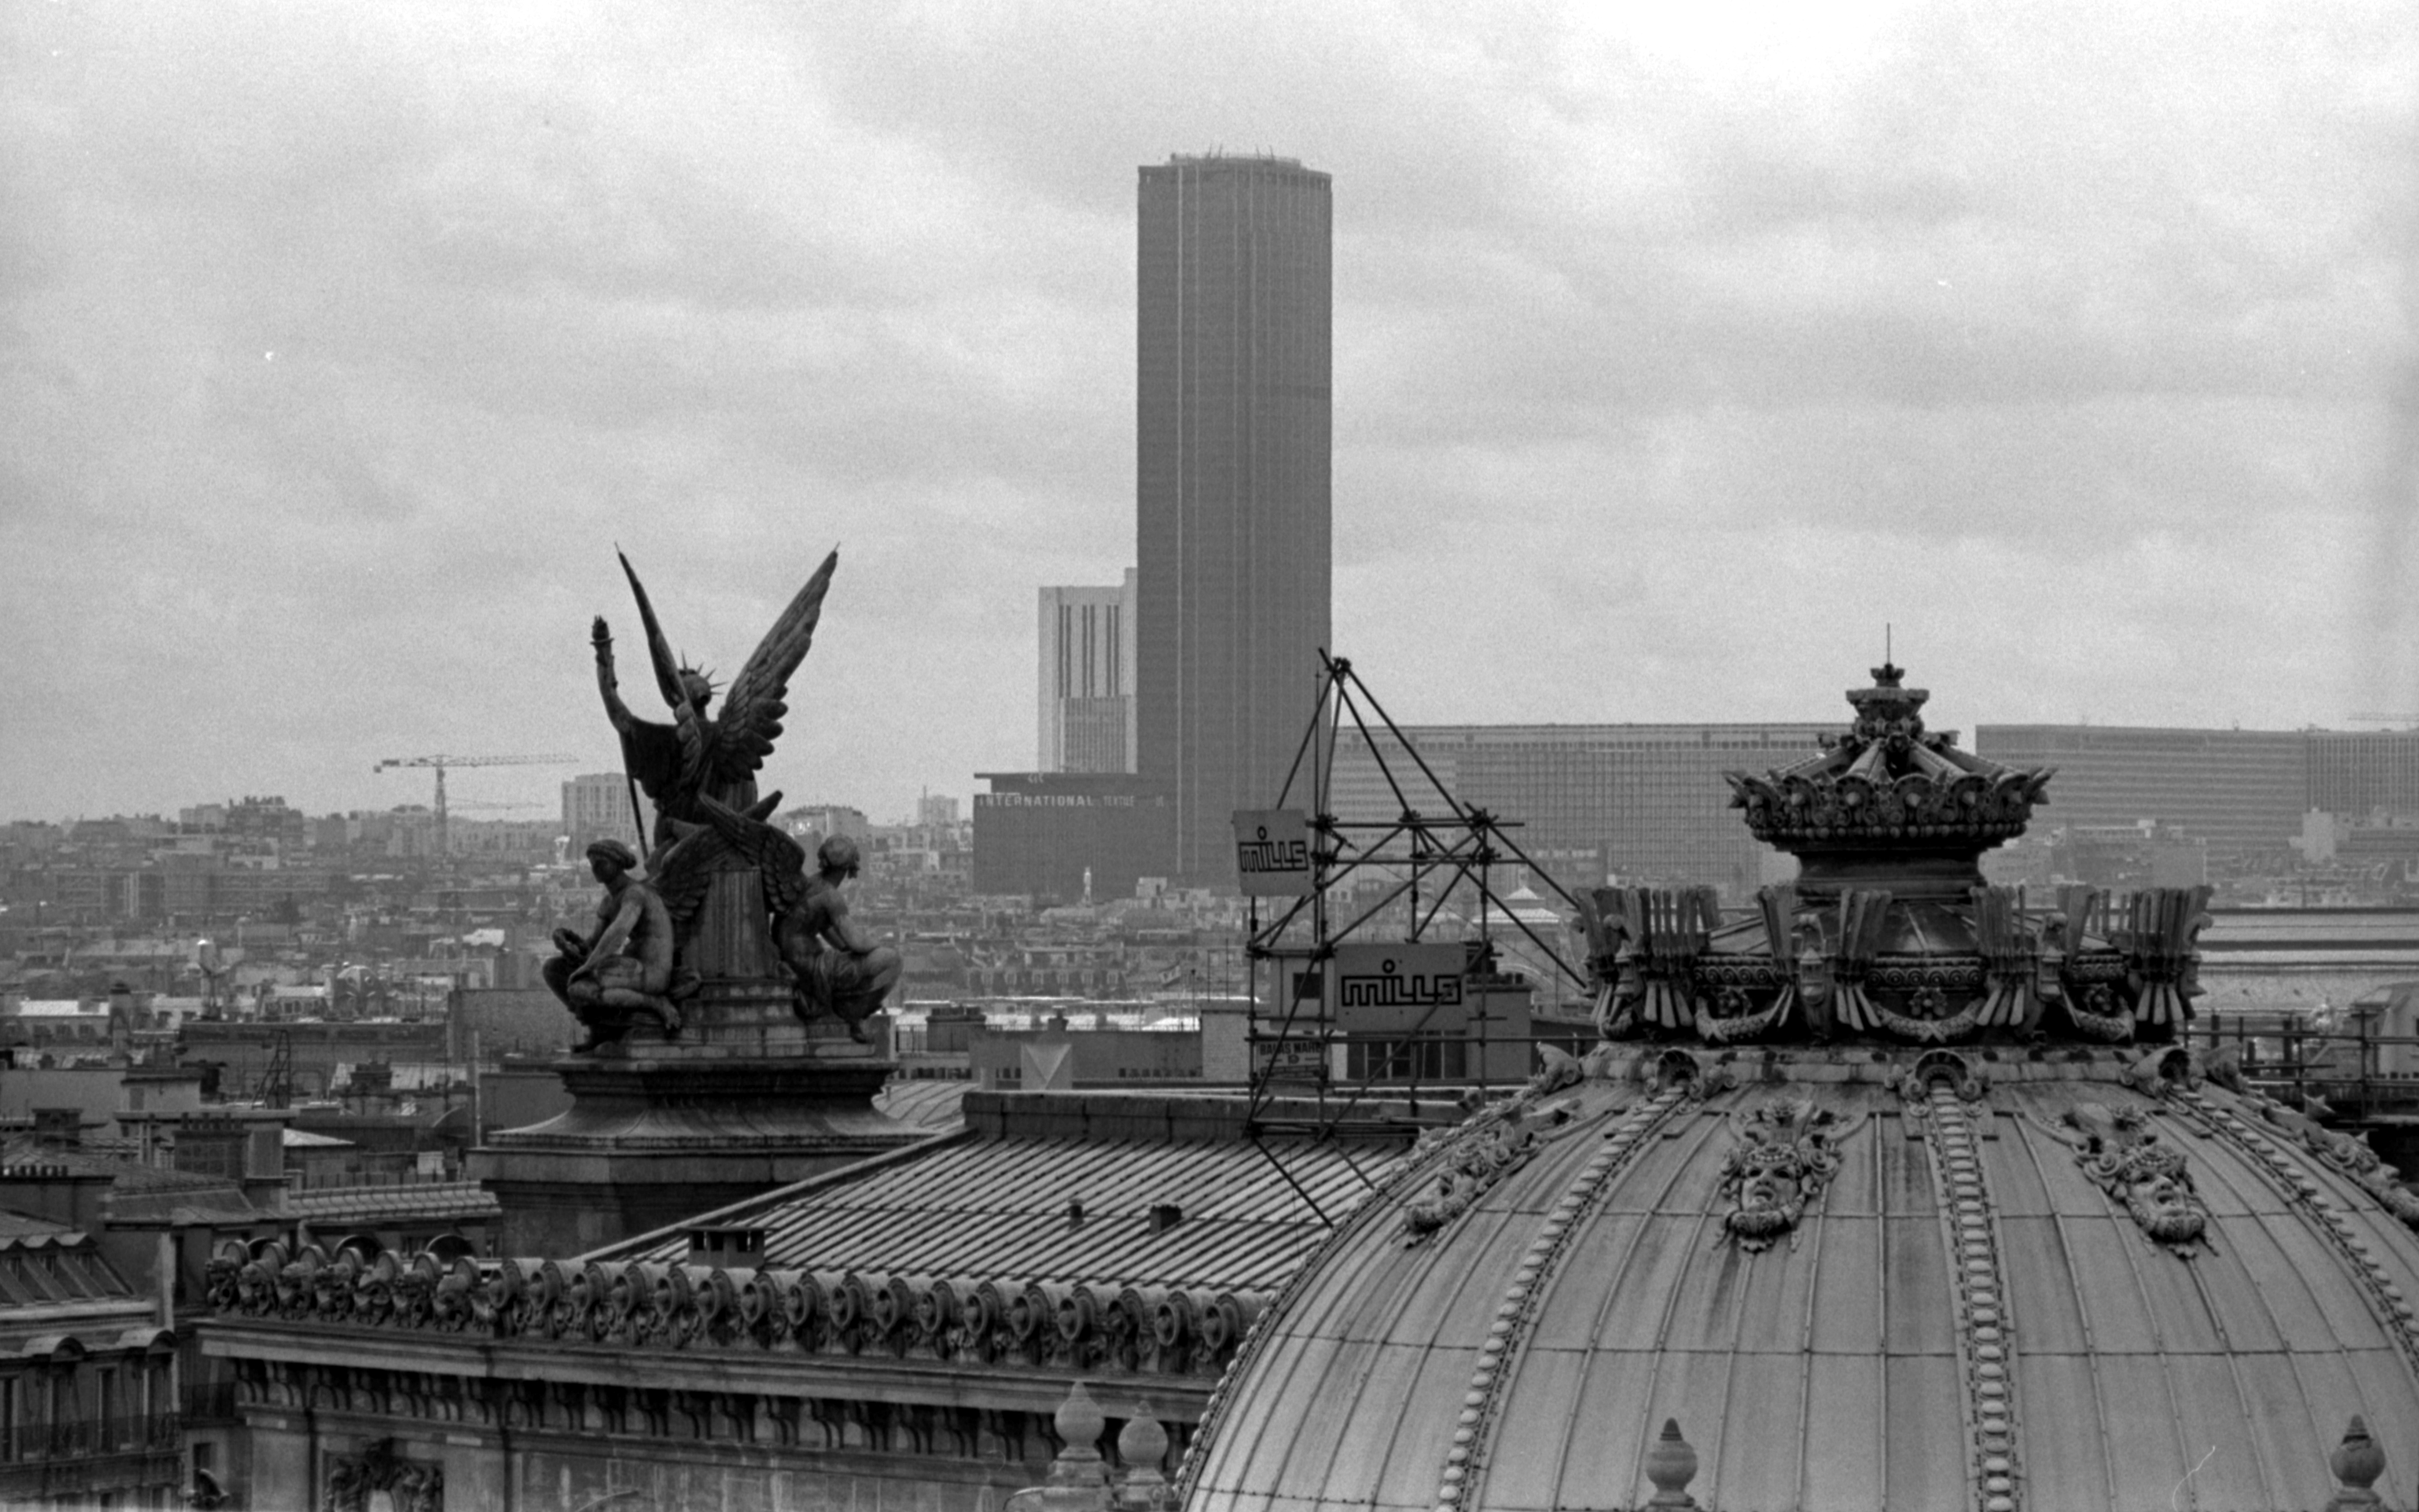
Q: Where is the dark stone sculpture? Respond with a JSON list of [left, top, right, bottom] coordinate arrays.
[[560, 547, 899, 1045], [593, 549, 835, 852], [773, 834, 903, 1042], [323, 1437, 442, 1512], [543, 838, 694, 1050]]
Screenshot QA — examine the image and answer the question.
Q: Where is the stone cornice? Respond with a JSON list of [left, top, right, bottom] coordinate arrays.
[[204, 1239, 1264, 1393], [198, 1319, 1212, 1417]]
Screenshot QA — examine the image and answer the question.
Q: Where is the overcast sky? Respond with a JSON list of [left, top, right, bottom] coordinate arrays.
[[5, 1, 2416, 825]]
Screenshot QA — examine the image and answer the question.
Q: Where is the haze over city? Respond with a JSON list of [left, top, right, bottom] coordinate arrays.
[[6, 1, 2416, 824]]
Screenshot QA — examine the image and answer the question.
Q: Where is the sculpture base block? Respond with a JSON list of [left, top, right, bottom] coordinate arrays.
[[623, 978, 887, 1060], [468, 1052, 922, 1255]]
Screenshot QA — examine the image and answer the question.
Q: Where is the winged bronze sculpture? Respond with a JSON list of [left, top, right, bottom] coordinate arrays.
[[595, 546, 833, 844], [550, 547, 898, 1047]]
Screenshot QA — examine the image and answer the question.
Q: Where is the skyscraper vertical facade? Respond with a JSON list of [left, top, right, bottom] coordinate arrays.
[[1137, 153, 1333, 881], [1036, 571, 1138, 774]]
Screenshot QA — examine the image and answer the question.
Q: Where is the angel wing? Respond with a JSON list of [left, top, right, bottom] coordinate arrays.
[[690, 793, 813, 916], [714, 547, 839, 783], [617, 549, 689, 712], [642, 821, 721, 931]]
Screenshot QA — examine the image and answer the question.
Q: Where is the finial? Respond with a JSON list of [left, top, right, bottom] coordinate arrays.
[[1117, 1402, 1172, 1509], [2326, 1414, 2385, 1510], [1644, 1417, 1700, 1509], [1056, 1379, 1106, 1451], [1045, 1380, 1112, 1506]]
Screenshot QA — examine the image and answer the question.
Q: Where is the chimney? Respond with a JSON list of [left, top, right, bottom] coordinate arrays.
[[31, 1108, 80, 1150], [241, 1121, 286, 1211], [0, 1167, 112, 1236], [685, 1226, 765, 1270]]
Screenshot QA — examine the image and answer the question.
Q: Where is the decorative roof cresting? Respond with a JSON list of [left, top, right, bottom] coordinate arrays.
[[1579, 664, 2214, 1049]]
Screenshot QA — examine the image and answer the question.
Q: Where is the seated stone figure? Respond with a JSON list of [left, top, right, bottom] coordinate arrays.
[[774, 834, 903, 1042], [543, 838, 692, 1051]]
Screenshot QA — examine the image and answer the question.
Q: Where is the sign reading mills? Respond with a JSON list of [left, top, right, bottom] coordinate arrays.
[[1332, 941, 1466, 1034], [1232, 810, 1313, 896]]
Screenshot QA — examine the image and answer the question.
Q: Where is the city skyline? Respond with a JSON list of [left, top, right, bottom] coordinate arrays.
[[5, 5, 2416, 826]]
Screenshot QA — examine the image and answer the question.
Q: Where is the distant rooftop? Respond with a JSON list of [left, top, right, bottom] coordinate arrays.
[[284, 1180, 499, 1226], [1163, 152, 1304, 168]]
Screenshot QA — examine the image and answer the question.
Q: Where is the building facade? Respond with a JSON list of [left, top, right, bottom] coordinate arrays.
[[972, 774, 1176, 904], [2307, 727, 2419, 816], [1038, 574, 1138, 774], [0, 1220, 184, 1510], [199, 1092, 1392, 1512], [1965, 724, 2419, 860], [1136, 154, 1332, 883], [1329, 723, 1835, 898], [558, 774, 648, 858]]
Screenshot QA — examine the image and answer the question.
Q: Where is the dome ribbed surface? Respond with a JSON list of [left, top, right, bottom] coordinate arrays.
[[1180, 1050, 2419, 1512]]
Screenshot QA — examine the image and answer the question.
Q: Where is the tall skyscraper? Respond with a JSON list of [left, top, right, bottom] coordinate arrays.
[[1137, 153, 1333, 881], [1037, 572, 1138, 773]]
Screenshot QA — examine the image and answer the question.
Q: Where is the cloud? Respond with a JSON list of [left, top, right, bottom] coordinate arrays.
[[2, 0, 2416, 824]]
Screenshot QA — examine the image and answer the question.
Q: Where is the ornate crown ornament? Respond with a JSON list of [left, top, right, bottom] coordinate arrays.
[[1722, 663, 2054, 854]]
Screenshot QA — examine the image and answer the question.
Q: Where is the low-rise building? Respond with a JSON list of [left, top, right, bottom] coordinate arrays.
[[200, 1090, 1405, 1510], [0, 1214, 185, 1509]]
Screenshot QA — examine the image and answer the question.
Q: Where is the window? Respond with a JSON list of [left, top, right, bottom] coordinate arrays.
[[98, 1368, 116, 1448], [1345, 1034, 1465, 1083]]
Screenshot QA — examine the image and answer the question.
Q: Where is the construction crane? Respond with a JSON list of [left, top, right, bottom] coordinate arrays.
[[372, 753, 580, 858], [2347, 713, 2419, 727]]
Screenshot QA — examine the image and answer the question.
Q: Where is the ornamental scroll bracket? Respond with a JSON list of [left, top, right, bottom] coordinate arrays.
[[2247, 1094, 2419, 1231], [323, 1437, 443, 1512], [1893, 1049, 1987, 1119], [1399, 1092, 1579, 1244]]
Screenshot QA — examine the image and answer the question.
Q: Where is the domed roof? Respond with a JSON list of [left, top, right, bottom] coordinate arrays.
[[1180, 1045, 2419, 1511], [1179, 669, 2419, 1512]]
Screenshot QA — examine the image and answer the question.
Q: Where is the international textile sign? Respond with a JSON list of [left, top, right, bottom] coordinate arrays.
[[1332, 942, 1466, 1034], [1233, 810, 1313, 896]]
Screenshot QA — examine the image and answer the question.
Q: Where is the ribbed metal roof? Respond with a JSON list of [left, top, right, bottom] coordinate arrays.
[[623, 1130, 1388, 1294], [1183, 1050, 2419, 1511]]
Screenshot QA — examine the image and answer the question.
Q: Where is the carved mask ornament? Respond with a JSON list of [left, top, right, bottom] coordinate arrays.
[[2063, 1103, 2209, 1253], [1719, 1099, 1846, 1252]]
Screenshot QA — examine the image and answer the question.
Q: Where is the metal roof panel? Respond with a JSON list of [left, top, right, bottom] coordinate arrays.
[[1884, 1352, 1966, 1511], [1799, 1350, 1887, 1510]]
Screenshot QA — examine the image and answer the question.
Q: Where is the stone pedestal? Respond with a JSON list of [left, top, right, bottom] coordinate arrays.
[[470, 864, 922, 1255]]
